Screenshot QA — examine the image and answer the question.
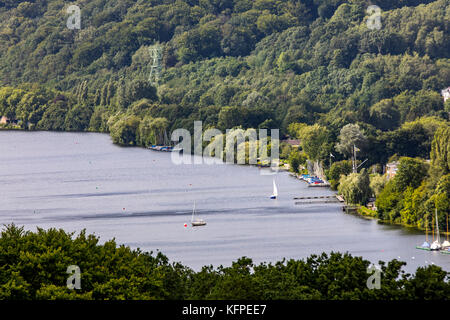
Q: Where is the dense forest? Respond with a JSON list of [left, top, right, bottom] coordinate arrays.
[[0, 0, 448, 139], [0, 224, 448, 300], [0, 2, 449, 236]]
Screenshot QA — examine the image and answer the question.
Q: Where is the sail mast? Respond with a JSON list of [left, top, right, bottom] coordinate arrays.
[[192, 201, 195, 222], [435, 208, 440, 243], [432, 213, 435, 242]]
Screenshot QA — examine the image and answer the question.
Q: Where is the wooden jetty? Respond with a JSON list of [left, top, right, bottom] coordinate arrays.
[[343, 205, 358, 213], [294, 195, 343, 205]]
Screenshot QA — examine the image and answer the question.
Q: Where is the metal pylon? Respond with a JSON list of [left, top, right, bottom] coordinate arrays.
[[148, 44, 162, 86]]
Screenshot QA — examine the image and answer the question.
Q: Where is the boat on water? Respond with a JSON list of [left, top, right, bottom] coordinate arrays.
[[416, 241, 431, 251], [148, 145, 183, 152], [417, 209, 444, 251], [191, 202, 206, 227], [301, 175, 330, 187], [270, 179, 278, 199], [147, 130, 183, 153], [442, 240, 450, 249], [430, 209, 442, 251], [416, 212, 431, 251], [440, 214, 450, 254]]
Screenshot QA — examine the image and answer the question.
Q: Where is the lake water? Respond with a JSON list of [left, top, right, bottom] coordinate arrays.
[[0, 131, 448, 273]]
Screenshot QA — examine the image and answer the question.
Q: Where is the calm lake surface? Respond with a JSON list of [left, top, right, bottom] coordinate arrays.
[[0, 131, 448, 273]]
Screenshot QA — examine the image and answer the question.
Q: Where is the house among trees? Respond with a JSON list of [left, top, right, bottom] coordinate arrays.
[[0, 116, 9, 124], [0, 116, 18, 125], [385, 161, 399, 180], [442, 87, 450, 102], [283, 139, 301, 148]]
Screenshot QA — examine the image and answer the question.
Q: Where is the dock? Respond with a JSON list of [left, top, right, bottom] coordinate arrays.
[[308, 183, 330, 188], [294, 195, 342, 205]]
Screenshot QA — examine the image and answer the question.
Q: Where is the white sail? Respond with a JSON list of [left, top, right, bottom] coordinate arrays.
[[273, 179, 278, 197], [429, 208, 442, 250], [191, 201, 196, 222]]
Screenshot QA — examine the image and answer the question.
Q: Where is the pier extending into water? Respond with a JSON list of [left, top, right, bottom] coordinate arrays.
[[294, 195, 344, 205]]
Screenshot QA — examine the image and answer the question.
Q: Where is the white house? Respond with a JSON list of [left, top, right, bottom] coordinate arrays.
[[0, 116, 9, 124], [385, 161, 399, 180], [442, 87, 450, 102]]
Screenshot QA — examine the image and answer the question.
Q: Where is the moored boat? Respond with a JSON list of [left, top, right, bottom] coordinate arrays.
[[191, 201, 206, 227], [416, 242, 431, 251], [416, 212, 431, 251], [430, 209, 441, 251]]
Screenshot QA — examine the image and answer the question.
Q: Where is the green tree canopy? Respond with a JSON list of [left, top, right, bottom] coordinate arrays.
[[431, 126, 450, 176], [335, 124, 368, 158]]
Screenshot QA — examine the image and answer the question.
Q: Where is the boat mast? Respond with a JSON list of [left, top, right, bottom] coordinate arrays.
[[432, 213, 435, 242], [191, 201, 195, 222], [352, 145, 357, 173], [164, 130, 169, 146], [426, 213, 428, 242], [435, 208, 440, 243]]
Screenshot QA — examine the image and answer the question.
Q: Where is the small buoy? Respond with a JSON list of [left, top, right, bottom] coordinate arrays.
[[397, 256, 401, 259], [184, 223, 187, 228], [412, 257, 415, 260], [122, 208, 125, 211]]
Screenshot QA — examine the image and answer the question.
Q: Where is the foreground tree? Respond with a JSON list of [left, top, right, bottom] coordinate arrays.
[[0, 225, 448, 300]]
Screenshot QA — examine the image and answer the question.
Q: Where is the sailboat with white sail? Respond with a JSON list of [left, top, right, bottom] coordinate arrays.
[[441, 213, 450, 254], [191, 201, 206, 227], [430, 208, 441, 251], [270, 179, 278, 199]]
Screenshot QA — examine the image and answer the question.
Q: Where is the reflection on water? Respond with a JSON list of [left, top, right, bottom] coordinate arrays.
[[0, 131, 448, 272]]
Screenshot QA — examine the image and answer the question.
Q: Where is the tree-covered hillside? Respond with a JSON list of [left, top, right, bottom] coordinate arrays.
[[0, 0, 444, 86], [0, 1, 448, 139], [0, 0, 448, 165]]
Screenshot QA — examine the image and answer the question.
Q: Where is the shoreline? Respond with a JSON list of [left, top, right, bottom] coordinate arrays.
[[2, 128, 449, 240], [288, 168, 450, 238]]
